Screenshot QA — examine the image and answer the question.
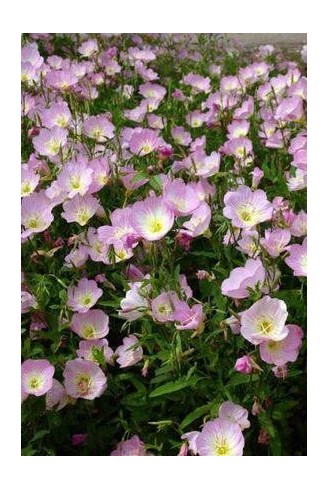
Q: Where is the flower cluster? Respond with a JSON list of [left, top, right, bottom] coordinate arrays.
[[21, 33, 306, 456]]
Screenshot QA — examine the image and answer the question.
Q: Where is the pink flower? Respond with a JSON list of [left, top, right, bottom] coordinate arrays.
[[62, 194, 99, 226], [21, 359, 55, 397], [118, 281, 150, 321], [46, 379, 69, 410], [261, 228, 291, 257], [218, 401, 250, 430], [241, 296, 289, 345], [151, 291, 178, 323], [72, 434, 87, 446], [290, 211, 307, 237], [174, 303, 203, 331], [21, 164, 40, 197], [33, 127, 68, 157], [221, 258, 266, 299], [181, 431, 200, 455], [223, 185, 273, 229], [251, 167, 264, 189], [83, 115, 115, 142], [115, 334, 143, 368], [111, 435, 146, 456], [183, 73, 211, 93], [259, 324, 303, 366], [130, 196, 174, 241], [227, 120, 250, 139], [182, 202, 211, 237], [189, 150, 221, 178], [86, 227, 109, 264], [78, 39, 98, 57], [21, 192, 54, 238], [57, 161, 93, 198], [67, 278, 103, 313], [64, 246, 89, 268], [234, 355, 253, 374], [236, 230, 260, 257], [21, 290, 38, 313], [163, 179, 200, 217], [76, 339, 114, 364], [171, 126, 192, 146], [71, 309, 109, 338], [98, 207, 136, 248], [275, 96, 304, 121], [139, 82, 166, 101], [285, 237, 307, 277], [63, 358, 107, 400], [46, 69, 78, 91], [129, 128, 160, 156], [196, 419, 244, 456], [40, 101, 72, 129]]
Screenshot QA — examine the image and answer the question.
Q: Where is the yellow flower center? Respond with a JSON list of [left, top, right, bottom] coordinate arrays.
[[214, 438, 230, 456], [55, 116, 69, 127], [27, 217, 41, 229], [257, 317, 274, 335], [91, 127, 104, 139], [46, 139, 61, 155], [149, 219, 164, 233], [237, 203, 257, 225], [28, 375, 42, 390], [77, 209, 92, 225], [75, 374, 92, 396], [70, 175, 82, 190], [21, 182, 32, 195], [82, 324, 96, 339], [80, 294, 92, 306], [142, 144, 152, 154]]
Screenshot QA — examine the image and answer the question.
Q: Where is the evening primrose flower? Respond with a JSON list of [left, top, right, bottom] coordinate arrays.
[[111, 435, 146, 456], [63, 359, 107, 400], [182, 202, 211, 237], [57, 161, 93, 198], [76, 339, 114, 364], [78, 39, 98, 57], [241, 296, 289, 345], [196, 419, 244, 456], [261, 228, 291, 257], [115, 334, 143, 368], [21, 164, 40, 197], [33, 127, 68, 157], [40, 101, 72, 129], [83, 115, 115, 142], [285, 237, 307, 277], [61, 194, 99, 226], [130, 196, 174, 241], [67, 278, 103, 313], [21, 359, 55, 397], [163, 179, 200, 217], [71, 309, 109, 338], [118, 281, 150, 321], [259, 324, 303, 366], [218, 401, 250, 430], [21, 192, 54, 238], [221, 258, 266, 299], [223, 185, 273, 229], [46, 379, 69, 410], [129, 128, 160, 156]]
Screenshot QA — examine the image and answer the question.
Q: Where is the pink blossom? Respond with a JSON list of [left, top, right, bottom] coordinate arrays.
[[111, 435, 146, 456], [151, 291, 178, 323], [64, 246, 89, 268], [33, 127, 68, 157], [182, 202, 211, 237], [261, 228, 291, 258], [72, 434, 87, 446], [290, 211, 307, 237], [118, 281, 150, 321], [21, 164, 40, 197], [285, 237, 307, 277], [46, 69, 78, 91], [183, 73, 211, 93], [174, 303, 203, 331], [40, 101, 72, 129], [76, 339, 114, 363], [78, 39, 98, 57], [181, 431, 200, 455], [171, 126, 192, 146], [241, 296, 289, 345], [115, 334, 143, 368], [63, 358, 107, 399], [218, 401, 250, 430], [67, 278, 103, 313], [196, 418, 244, 456], [57, 161, 93, 198], [221, 258, 266, 299], [86, 227, 109, 264], [83, 115, 115, 142], [62, 194, 99, 226], [234, 355, 252, 374], [275, 96, 304, 121], [223, 185, 273, 229], [139, 82, 166, 101], [46, 379, 69, 410], [129, 128, 160, 156], [21, 359, 55, 397], [21, 192, 54, 238], [259, 324, 303, 366], [71, 309, 109, 338], [163, 179, 200, 217], [236, 230, 260, 257], [130, 196, 174, 241]]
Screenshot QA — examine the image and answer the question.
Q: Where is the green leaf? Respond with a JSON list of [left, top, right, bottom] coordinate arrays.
[[149, 175, 162, 192], [180, 404, 211, 430], [227, 373, 259, 387], [149, 378, 198, 398], [31, 430, 50, 443]]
